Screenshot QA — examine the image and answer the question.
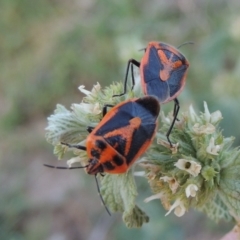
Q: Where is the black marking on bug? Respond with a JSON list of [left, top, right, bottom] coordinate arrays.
[[104, 135, 126, 157], [91, 149, 100, 159], [113, 155, 124, 166], [103, 161, 115, 171], [95, 139, 107, 150]]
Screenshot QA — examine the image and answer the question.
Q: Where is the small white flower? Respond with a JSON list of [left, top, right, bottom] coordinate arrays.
[[161, 111, 171, 125], [160, 176, 172, 182], [157, 138, 179, 153], [67, 157, 82, 167], [92, 103, 101, 114], [67, 154, 89, 169], [91, 82, 101, 94], [192, 123, 215, 134], [165, 199, 186, 217], [78, 82, 101, 97], [203, 102, 223, 124], [189, 105, 199, 122], [160, 176, 179, 193], [174, 117, 186, 129], [210, 110, 222, 124], [206, 137, 222, 155], [138, 161, 161, 171], [203, 101, 211, 122], [185, 184, 199, 198], [72, 102, 101, 115], [139, 162, 161, 180], [146, 172, 157, 181], [78, 85, 91, 96], [145, 192, 171, 211], [174, 159, 201, 177], [144, 192, 164, 203]]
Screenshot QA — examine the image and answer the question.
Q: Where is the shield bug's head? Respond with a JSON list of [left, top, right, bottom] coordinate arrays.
[[85, 135, 128, 175], [86, 157, 104, 175]]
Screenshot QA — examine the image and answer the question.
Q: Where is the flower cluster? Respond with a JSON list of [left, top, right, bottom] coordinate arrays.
[[46, 82, 240, 228], [142, 102, 240, 222]]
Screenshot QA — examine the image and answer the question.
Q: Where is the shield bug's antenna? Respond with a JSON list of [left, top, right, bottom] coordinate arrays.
[[177, 41, 194, 49], [94, 174, 111, 216], [138, 47, 147, 52], [43, 164, 88, 169]]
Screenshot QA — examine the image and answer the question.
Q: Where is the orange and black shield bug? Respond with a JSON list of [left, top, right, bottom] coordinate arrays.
[[45, 96, 160, 214], [114, 41, 190, 146], [84, 95, 160, 174]]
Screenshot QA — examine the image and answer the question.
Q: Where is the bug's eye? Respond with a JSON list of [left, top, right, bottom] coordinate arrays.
[[95, 140, 107, 150], [91, 149, 100, 159]]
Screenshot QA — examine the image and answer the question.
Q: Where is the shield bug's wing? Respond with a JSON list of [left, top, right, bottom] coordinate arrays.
[[93, 100, 136, 138], [140, 42, 189, 103], [140, 43, 171, 103], [90, 97, 160, 172], [93, 99, 142, 158], [132, 96, 160, 124], [124, 96, 160, 165], [144, 77, 171, 103], [157, 43, 189, 102]]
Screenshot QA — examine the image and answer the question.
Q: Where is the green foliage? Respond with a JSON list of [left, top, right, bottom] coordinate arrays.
[[101, 173, 149, 228]]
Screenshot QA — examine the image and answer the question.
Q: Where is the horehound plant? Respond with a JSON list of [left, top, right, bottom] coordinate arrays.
[[45, 82, 240, 229]]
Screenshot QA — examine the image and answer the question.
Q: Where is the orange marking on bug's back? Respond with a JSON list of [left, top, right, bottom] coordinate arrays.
[[103, 117, 142, 156], [105, 117, 158, 174], [145, 41, 188, 83], [159, 51, 184, 81], [158, 50, 171, 81], [124, 117, 142, 156], [107, 162, 128, 174], [86, 116, 143, 174], [172, 60, 182, 68]]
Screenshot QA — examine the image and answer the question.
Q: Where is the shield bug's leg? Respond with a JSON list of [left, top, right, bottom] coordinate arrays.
[[87, 103, 115, 132], [94, 174, 111, 216], [173, 98, 180, 121], [166, 98, 180, 147], [87, 104, 115, 132], [130, 61, 136, 91], [113, 59, 140, 97], [87, 126, 95, 133], [102, 104, 114, 117], [61, 142, 87, 151]]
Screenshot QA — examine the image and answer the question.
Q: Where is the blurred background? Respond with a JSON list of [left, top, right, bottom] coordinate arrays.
[[1, 0, 240, 239]]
